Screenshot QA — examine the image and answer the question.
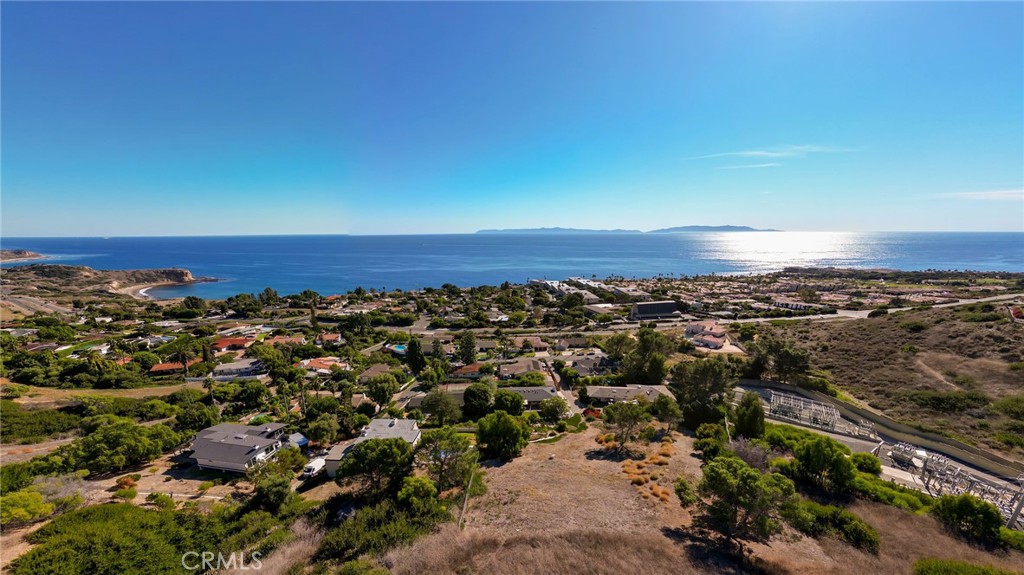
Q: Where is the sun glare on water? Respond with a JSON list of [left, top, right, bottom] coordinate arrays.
[[697, 232, 867, 273]]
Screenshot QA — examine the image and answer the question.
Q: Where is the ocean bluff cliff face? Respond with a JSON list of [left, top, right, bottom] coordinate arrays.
[[3, 264, 200, 298]]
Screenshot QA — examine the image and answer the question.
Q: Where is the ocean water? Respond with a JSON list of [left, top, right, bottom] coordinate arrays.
[[1, 232, 1021, 299]]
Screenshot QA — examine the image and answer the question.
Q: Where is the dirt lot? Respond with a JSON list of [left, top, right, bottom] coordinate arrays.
[[7, 380, 205, 409], [385, 425, 1024, 575]]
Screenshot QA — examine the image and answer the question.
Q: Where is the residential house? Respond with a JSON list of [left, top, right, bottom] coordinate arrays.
[[213, 358, 265, 378], [212, 337, 257, 352], [497, 358, 545, 380], [514, 336, 548, 352], [295, 356, 350, 376], [452, 361, 487, 379], [354, 418, 422, 446], [149, 358, 202, 375], [190, 423, 287, 473], [586, 385, 673, 405], [316, 333, 345, 346], [500, 386, 560, 409], [554, 337, 588, 351], [358, 363, 392, 384]]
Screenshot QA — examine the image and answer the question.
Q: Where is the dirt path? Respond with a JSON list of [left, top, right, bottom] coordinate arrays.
[[913, 357, 957, 390], [0, 437, 78, 464]]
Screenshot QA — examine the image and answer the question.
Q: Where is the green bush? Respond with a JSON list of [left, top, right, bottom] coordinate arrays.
[[993, 394, 1024, 420], [145, 492, 175, 510], [316, 500, 448, 562], [9, 503, 244, 575], [931, 494, 1003, 545], [113, 487, 137, 500], [0, 490, 55, 526], [852, 472, 933, 511], [998, 526, 1024, 552], [913, 558, 1018, 575], [0, 400, 82, 442], [783, 499, 880, 554], [906, 391, 989, 413], [851, 452, 882, 476]]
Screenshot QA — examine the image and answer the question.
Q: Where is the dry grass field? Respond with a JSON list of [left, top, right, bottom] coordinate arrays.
[[383, 426, 1024, 575], [759, 306, 1024, 458]]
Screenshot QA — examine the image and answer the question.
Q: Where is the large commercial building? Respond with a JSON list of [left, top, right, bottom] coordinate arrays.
[[629, 300, 680, 320]]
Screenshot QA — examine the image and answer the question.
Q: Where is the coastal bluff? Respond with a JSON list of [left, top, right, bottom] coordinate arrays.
[[2, 264, 202, 300]]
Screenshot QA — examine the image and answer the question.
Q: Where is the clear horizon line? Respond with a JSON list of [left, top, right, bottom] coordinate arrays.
[[3, 229, 1024, 240]]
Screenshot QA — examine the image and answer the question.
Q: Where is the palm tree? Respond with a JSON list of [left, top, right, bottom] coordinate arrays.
[[174, 346, 195, 378]]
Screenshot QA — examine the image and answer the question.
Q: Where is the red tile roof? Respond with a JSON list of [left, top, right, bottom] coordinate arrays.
[[149, 358, 202, 373]]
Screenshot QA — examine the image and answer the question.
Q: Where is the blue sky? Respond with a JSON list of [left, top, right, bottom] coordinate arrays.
[[2, 1, 1022, 236]]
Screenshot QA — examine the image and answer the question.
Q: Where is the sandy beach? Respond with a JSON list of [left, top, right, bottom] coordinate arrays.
[[114, 281, 187, 300]]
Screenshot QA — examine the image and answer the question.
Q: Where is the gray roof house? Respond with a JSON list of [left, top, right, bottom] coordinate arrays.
[[213, 358, 265, 378], [190, 423, 287, 473], [586, 385, 673, 405], [355, 418, 422, 446], [325, 418, 422, 478], [501, 386, 560, 408]]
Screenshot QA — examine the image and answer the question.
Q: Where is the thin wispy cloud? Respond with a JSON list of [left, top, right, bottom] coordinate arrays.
[[715, 163, 781, 170], [939, 189, 1024, 201], [687, 144, 854, 160]]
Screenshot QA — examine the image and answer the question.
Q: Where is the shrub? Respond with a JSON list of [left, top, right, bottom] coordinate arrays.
[[0, 490, 55, 526], [113, 487, 137, 500], [144, 492, 175, 510], [931, 494, 1002, 546], [913, 558, 1019, 575], [198, 481, 214, 492], [316, 500, 448, 562], [998, 526, 1024, 552], [783, 499, 880, 553], [906, 391, 989, 413], [674, 476, 698, 507], [993, 394, 1024, 420], [852, 472, 933, 511], [851, 452, 882, 476]]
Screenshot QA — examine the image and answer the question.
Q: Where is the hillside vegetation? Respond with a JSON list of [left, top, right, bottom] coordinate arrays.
[[758, 305, 1024, 458]]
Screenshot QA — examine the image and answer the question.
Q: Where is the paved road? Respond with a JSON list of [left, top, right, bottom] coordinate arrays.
[[1, 294, 75, 315]]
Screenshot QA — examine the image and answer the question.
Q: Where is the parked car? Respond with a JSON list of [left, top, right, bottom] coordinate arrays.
[[301, 457, 326, 479]]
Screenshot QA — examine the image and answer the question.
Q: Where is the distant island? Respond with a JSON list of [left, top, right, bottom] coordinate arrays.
[[476, 225, 779, 234], [476, 227, 642, 234]]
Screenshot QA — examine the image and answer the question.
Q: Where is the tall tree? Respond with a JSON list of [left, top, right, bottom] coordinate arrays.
[[415, 426, 478, 491], [339, 438, 414, 494], [734, 392, 765, 439], [670, 357, 736, 428], [686, 456, 796, 548], [405, 338, 427, 374], [366, 373, 400, 409], [493, 389, 525, 416], [462, 383, 493, 421], [476, 411, 529, 460], [602, 401, 652, 449], [456, 332, 477, 365], [648, 394, 683, 434], [420, 391, 461, 425]]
